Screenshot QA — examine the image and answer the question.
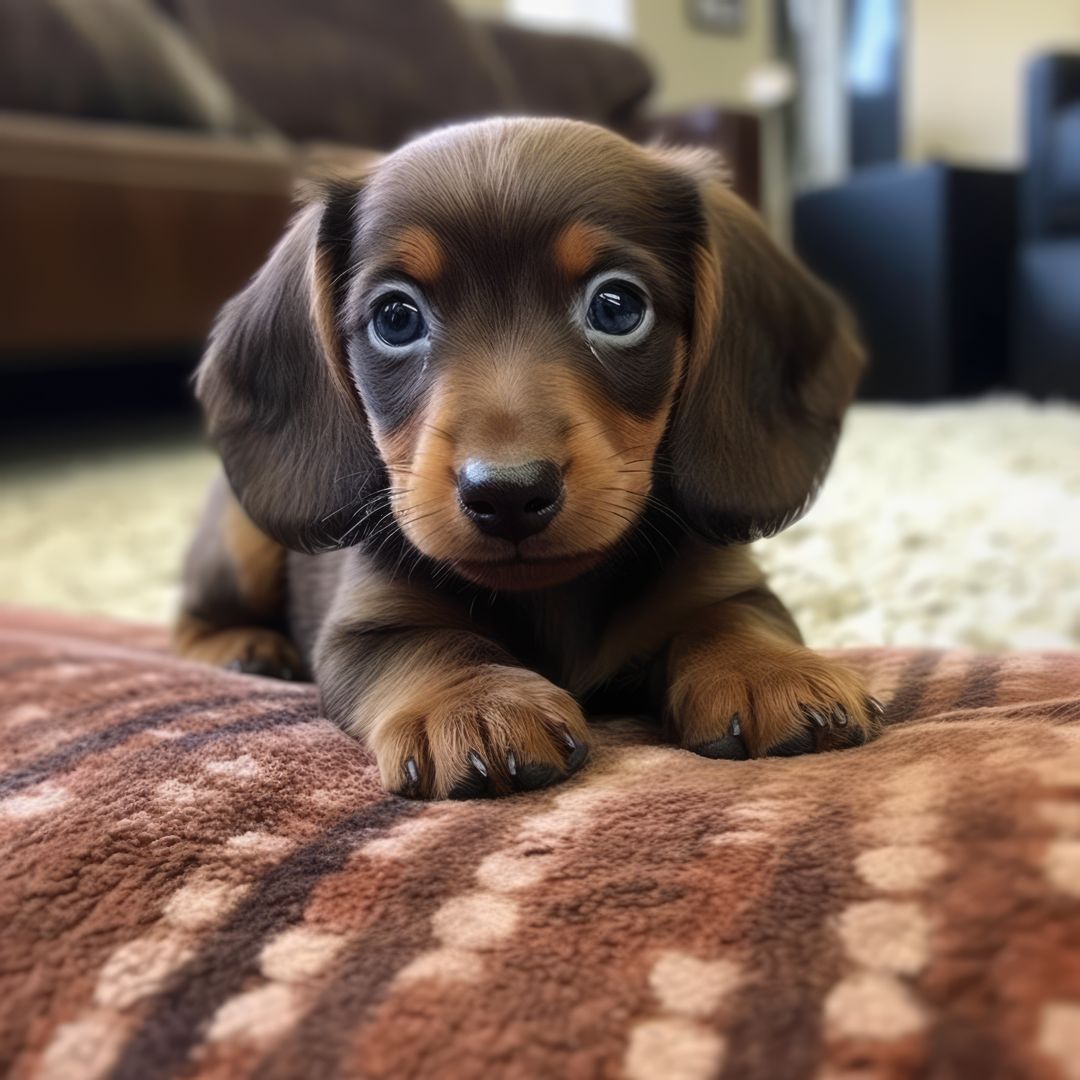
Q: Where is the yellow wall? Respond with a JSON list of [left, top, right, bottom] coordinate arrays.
[[907, 0, 1080, 165], [454, 0, 774, 109], [454, 0, 504, 15], [633, 0, 772, 109]]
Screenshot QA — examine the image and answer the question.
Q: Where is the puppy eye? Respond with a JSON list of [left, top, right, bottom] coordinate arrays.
[[586, 280, 647, 337], [372, 292, 426, 347]]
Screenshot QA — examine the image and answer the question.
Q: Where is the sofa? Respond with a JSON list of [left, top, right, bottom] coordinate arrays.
[[0, 0, 760, 367], [1012, 52, 1080, 400]]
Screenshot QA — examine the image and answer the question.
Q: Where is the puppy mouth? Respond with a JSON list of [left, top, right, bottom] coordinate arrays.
[[451, 550, 605, 590]]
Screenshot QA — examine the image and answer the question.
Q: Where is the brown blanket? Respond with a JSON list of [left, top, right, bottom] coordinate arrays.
[[2, 609, 1079, 1079]]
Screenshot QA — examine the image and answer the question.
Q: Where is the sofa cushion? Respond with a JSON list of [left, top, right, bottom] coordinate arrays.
[[158, 0, 519, 150], [480, 20, 652, 130], [0, 0, 268, 135], [158, 0, 653, 150]]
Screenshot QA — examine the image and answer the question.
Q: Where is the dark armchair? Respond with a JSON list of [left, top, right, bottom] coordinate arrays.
[[1013, 53, 1080, 399]]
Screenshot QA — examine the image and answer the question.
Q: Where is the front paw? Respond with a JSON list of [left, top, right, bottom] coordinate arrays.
[[369, 665, 590, 800], [668, 648, 884, 760]]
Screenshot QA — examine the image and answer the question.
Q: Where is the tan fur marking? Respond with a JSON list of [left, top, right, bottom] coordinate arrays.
[[689, 242, 722, 387], [223, 497, 286, 617], [552, 221, 613, 279], [380, 351, 679, 586], [173, 614, 301, 674], [311, 246, 339, 365], [312, 244, 365, 413], [390, 226, 445, 285]]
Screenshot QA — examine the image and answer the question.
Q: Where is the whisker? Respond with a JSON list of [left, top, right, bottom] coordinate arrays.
[[592, 497, 678, 562], [423, 423, 455, 443]]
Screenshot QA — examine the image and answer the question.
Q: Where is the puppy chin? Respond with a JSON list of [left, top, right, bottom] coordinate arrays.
[[449, 551, 606, 591], [396, 507, 625, 592]]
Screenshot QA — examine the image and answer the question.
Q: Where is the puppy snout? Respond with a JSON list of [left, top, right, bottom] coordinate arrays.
[[457, 459, 564, 543]]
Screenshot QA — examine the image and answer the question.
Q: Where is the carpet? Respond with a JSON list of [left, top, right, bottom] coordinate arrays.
[[2, 609, 1079, 1079], [2, 397, 1078, 649]]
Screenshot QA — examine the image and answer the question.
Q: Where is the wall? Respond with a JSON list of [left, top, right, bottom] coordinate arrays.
[[454, 0, 504, 15], [455, 0, 774, 109], [633, 0, 772, 109], [907, 0, 1080, 166]]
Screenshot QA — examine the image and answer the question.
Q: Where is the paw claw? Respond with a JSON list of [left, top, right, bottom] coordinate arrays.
[[868, 696, 886, 718], [804, 705, 828, 729], [833, 704, 849, 726], [399, 757, 422, 799], [448, 753, 493, 800], [509, 733, 589, 792], [563, 732, 589, 773], [691, 714, 750, 761]]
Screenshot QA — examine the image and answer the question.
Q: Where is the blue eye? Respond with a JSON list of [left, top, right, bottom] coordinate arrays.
[[372, 292, 426, 347], [587, 280, 647, 336]]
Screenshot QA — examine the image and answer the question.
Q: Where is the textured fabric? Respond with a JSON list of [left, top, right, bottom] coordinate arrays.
[[2, 608, 1080, 1080]]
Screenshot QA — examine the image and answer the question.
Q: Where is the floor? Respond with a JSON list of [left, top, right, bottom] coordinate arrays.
[[2, 397, 1079, 650]]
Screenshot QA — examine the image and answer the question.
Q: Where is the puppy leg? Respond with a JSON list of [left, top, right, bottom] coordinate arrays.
[[317, 581, 589, 799], [666, 589, 883, 758], [173, 473, 302, 679]]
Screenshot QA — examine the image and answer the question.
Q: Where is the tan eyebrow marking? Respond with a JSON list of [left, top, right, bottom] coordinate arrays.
[[552, 221, 615, 279], [389, 226, 445, 285]]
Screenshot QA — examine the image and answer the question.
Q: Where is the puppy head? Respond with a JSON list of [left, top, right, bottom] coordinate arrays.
[[198, 118, 862, 589]]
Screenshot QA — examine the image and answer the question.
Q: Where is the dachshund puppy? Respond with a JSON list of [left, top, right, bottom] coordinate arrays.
[[176, 117, 882, 799]]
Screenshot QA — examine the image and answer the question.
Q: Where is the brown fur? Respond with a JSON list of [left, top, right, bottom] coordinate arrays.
[[178, 118, 874, 799], [360, 651, 588, 798], [173, 614, 301, 674], [666, 599, 877, 754]]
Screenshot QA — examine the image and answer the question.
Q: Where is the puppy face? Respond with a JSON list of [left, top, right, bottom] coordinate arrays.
[[197, 119, 864, 583], [342, 123, 699, 589]]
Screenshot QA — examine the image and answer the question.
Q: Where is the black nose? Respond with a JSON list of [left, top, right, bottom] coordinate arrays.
[[457, 459, 564, 543]]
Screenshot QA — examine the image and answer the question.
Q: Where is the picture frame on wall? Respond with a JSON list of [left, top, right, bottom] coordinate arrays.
[[686, 0, 745, 34]]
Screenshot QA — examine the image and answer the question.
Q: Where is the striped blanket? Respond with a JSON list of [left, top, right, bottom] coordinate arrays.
[[2, 609, 1079, 1080]]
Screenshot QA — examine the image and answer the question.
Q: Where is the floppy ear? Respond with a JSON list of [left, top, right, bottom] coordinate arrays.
[[195, 177, 382, 554], [663, 154, 865, 544]]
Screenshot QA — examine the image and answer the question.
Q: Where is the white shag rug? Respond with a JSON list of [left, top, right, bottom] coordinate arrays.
[[2, 397, 1079, 651]]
